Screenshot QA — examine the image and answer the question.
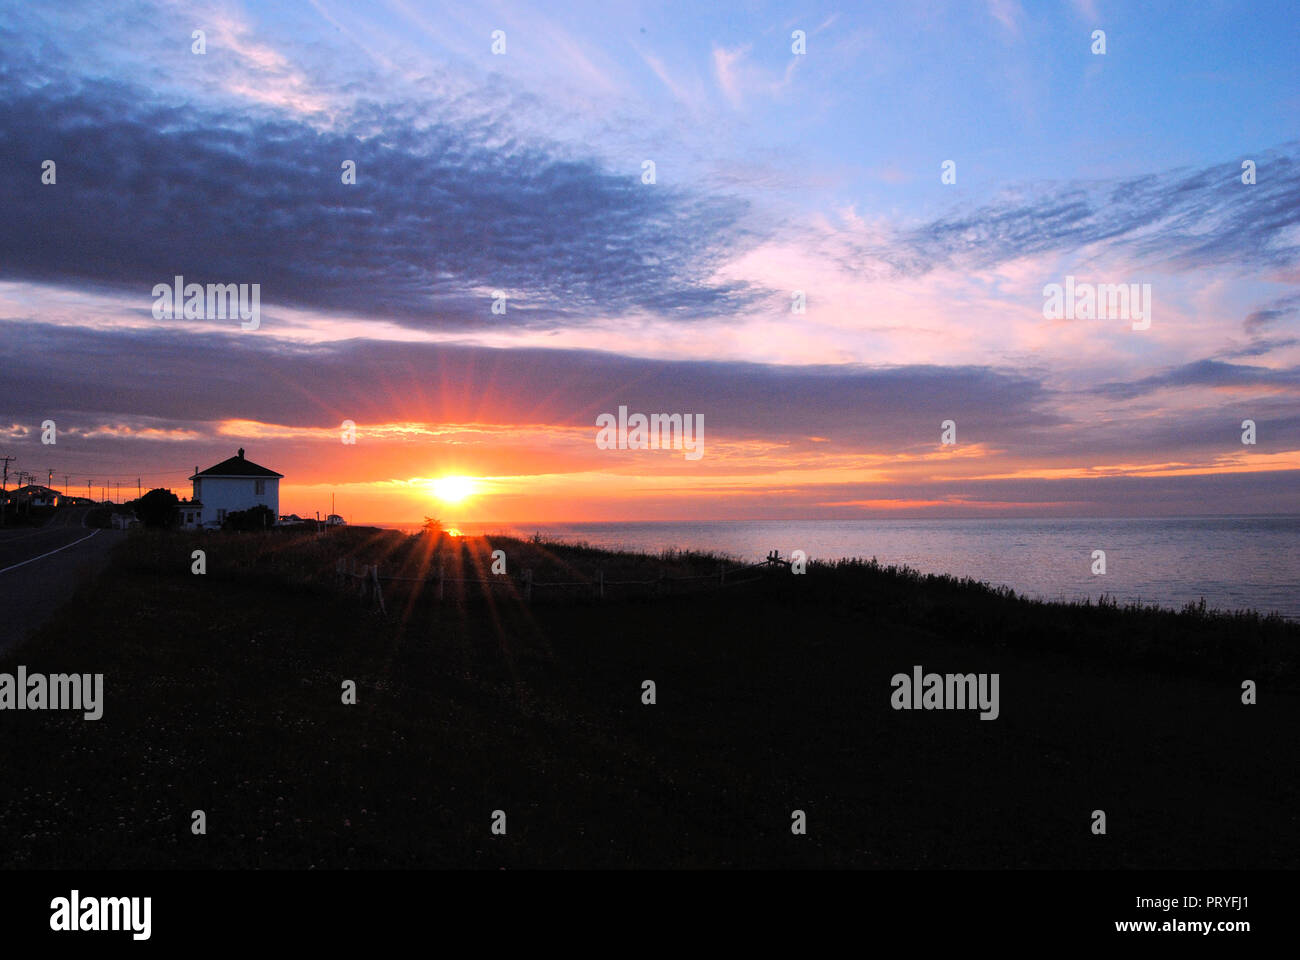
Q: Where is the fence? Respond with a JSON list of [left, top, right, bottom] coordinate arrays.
[[334, 550, 794, 612]]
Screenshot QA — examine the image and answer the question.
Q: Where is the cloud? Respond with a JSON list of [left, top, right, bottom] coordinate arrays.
[[710, 40, 802, 110], [0, 60, 760, 331], [1094, 359, 1300, 401], [1243, 293, 1300, 333], [207, 7, 335, 115], [0, 322, 1057, 442], [640, 50, 708, 112], [4, 25, 1296, 355], [986, 0, 1024, 37], [829, 146, 1300, 279], [712, 44, 749, 107]]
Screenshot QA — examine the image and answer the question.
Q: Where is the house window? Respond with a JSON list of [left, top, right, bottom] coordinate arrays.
[[255, 479, 265, 495]]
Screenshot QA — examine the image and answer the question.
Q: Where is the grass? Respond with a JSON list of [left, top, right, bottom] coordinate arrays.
[[1, 527, 1296, 869]]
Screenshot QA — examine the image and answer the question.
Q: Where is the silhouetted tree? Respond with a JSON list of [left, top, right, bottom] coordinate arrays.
[[135, 488, 180, 528]]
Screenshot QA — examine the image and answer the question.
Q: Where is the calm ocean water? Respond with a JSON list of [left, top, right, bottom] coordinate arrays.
[[370, 517, 1300, 620]]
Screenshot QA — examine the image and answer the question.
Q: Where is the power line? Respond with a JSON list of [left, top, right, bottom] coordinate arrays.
[[0, 462, 191, 482]]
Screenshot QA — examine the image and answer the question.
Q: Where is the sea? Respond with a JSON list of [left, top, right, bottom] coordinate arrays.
[[366, 517, 1300, 620]]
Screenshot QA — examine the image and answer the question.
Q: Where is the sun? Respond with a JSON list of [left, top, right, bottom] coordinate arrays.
[[429, 475, 476, 504]]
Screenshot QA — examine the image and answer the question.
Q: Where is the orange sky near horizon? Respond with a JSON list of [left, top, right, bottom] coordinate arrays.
[[259, 415, 1300, 524]]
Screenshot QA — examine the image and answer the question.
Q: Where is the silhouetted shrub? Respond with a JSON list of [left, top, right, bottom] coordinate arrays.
[[222, 504, 275, 531]]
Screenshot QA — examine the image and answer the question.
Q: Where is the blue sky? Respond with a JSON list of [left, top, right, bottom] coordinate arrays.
[[0, 0, 1297, 520]]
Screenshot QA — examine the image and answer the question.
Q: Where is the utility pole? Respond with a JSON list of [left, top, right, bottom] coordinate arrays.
[[115, 481, 120, 503], [0, 456, 13, 526], [15, 471, 29, 519], [137, 477, 141, 500], [87, 479, 92, 501]]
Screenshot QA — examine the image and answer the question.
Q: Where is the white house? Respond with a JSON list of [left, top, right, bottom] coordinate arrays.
[[184, 448, 283, 529]]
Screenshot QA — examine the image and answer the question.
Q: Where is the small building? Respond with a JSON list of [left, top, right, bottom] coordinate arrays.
[[178, 498, 203, 529], [184, 448, 283, 529], [7, 484, 59, 508]]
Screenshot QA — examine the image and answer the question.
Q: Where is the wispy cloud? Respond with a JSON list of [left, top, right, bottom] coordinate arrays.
[[987, 0, 1024, 37], [712, 44, 749, 107]]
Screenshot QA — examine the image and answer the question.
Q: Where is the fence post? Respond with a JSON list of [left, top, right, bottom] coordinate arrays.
[[597, 568, 604, 600], [437, 563, 445, 602], [523, 568, 533, 603], [718, 561, 725, 586]]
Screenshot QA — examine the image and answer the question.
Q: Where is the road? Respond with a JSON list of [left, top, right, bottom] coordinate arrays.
[[0, 508, 125, 655]]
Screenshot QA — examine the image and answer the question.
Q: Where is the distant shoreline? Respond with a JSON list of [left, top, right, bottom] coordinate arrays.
[[357, 514, 1300, 526], [347, 517, 1300, 620]]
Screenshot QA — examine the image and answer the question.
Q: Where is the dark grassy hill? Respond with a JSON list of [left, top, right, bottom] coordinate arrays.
[[1, 528, 1294, 868]]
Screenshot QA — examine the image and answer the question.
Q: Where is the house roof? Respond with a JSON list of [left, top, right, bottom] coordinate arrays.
[[190, 448, 283, 479], [11, 484, 58, 496]]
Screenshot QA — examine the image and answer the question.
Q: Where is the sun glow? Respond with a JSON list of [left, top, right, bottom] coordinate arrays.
[[429, 475, 476, 503]]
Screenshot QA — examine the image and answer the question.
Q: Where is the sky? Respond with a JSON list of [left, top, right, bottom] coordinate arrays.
[[1, 0, 1297, 523]]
